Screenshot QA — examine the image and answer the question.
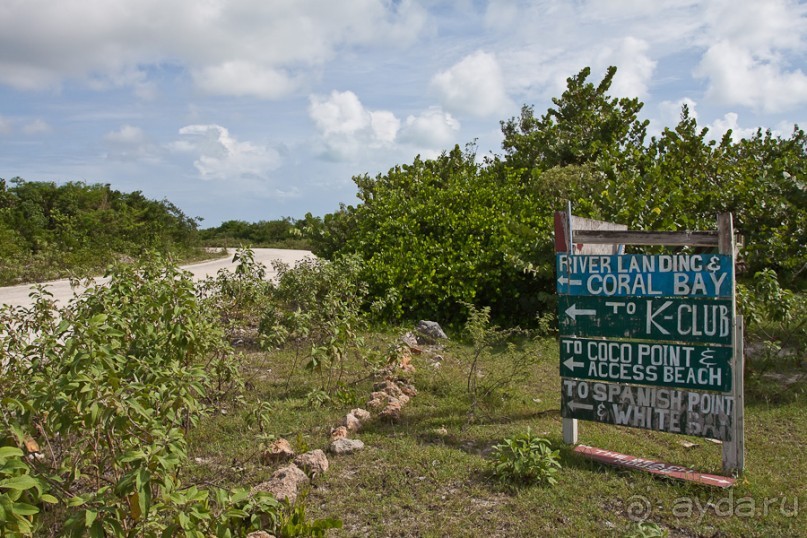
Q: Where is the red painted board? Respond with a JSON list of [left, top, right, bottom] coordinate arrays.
[[574, 445, 735, 488]]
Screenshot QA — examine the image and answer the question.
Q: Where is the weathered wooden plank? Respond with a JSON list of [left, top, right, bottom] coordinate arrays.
[[556, 253, 733, 298], [574, 445, 735, 487], [572, 230, 719, 247], [561, 379, 735, 441], [560, 337, 733, 391], [558, 295, 734, 345]]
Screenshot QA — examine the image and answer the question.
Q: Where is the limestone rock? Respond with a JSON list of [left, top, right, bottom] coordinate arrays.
[[294, 449, 329, 477], [260, 438, 294, 465], [380, 400, 402, 422], [251, 464, 309, 503], [246, 532, 276, 538], [367, 397, 386, 412], [398, 383, 418, 398], [350, 408, 371, 423], [374, 380, 404, 399], [329, 438, 365, 455], [400, 332, 419, 349], [415, 320, 447, 344], [343, 413, 362, 432]]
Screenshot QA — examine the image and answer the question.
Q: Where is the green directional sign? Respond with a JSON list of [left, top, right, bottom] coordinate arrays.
[[557, 295, 733, 345], [556, 253, 733, 298], [561, 379, 735, 441], [559, 337, 732, 391]]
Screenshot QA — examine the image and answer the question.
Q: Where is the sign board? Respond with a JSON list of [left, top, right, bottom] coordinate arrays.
[[559, 337, 732, 391], [556, 253, 733, 297], [555, 211, 744, 474], [558, 295, 733, 345], [573, 445, 735, 487], [561, 379, 734, 441]]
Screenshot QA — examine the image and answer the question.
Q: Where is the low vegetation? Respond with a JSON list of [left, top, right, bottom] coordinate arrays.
[[198, 217, 316, 251], [2, 249, 803, 536], [0, 179, 208, 286], [2, 63, 806, 536]]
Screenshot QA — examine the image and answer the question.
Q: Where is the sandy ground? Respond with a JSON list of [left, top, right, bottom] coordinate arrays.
[[0, 248, 313, 309]]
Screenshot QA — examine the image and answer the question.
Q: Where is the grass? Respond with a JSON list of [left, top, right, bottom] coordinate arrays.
[[185, 330, 807, 537]]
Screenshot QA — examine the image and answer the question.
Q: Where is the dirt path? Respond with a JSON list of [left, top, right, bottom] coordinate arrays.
[[0, 248, 312, 309]]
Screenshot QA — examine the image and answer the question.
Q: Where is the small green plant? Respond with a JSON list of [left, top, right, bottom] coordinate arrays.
[[489, 429, 561, 488], [305, 389, 332, 409], [277, 492, 343, 537], [332, 385, 363, 409], [626, 521, 669, 538]]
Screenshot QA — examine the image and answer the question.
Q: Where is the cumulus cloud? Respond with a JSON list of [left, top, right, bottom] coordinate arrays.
[[595, 37, 656, 99], [0, 0, 427, 96], [103, 124, 163, 162], [431, 50, 511, 117], [688, 1, 807, 112], [308, 90, 401, 160], [192, 61, 300, 100], [658, 98, 699, 127], [706, 112, 759, 142], [399, 107, 461, 149], [21, 119, 51, 135], [0, 115, 13, 135], [695, 40, 807, 113], [172, 124, 281, 180], [104, 125, 146, 145]]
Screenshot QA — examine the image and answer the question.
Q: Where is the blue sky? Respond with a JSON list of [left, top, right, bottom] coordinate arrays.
[[1, 0, 806, 227]]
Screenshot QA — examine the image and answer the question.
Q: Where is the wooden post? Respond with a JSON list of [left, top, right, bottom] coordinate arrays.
[[557, 206, 578, 444], [718, 213, 744, 474]]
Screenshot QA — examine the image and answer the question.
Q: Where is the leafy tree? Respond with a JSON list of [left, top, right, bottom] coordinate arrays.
[[499, 66, 648, 179], [0, 179, 203, 285], [332, 145, 546, 324]]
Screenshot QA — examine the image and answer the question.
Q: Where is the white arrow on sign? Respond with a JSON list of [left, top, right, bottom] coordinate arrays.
[[557, 276, 582, 286], [563, 357, 584, 371], [565, 304, 597, 320], [567, 401, 594, 412]]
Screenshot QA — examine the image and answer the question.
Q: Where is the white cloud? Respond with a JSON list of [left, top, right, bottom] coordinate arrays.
[[399, 107, 461, 149], [695, 41, 807, 113], [173, 124, 281, 180], [706, 112, 760, 142], [595, 37, 656, 99], [689, 1, 807, 112], [193, 61, 300, 99], [103, 124, 163, 163], [21, 119, 51, 135], [0, 0, 428, 96], [0, 115, 12, 135], [308, 90, 401, 160], [658, 98, 699, 127], [701, 0, 806, 53], [104, 125, 145, 145], [431, 50, 511, 117]]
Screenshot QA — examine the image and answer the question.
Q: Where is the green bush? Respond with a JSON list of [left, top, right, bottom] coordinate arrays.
[[259, 255, 369, 393], [0, 254, 339, 536], [489, 429, 561, 488]]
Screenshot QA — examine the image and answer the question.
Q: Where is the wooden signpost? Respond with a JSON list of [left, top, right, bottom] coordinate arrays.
[[555, 208, 744, 477]]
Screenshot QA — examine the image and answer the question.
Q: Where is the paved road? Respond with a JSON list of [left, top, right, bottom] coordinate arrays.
[[0, 248, 313, 309]]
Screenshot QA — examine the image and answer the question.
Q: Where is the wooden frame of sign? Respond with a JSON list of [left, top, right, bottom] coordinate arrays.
[[554, 206, 744, 474]]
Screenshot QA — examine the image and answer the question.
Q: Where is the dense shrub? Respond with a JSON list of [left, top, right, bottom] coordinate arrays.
[[313, 66, 806, 326], [0, 255, 317, 536], [0, 178, 202, 286]]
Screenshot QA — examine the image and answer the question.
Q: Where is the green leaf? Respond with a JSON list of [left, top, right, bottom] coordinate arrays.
[[12, 501, 40, 516], [85, 509, 98, 528], [0, 475, 38, 491], [0, 447, 24, 460]]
